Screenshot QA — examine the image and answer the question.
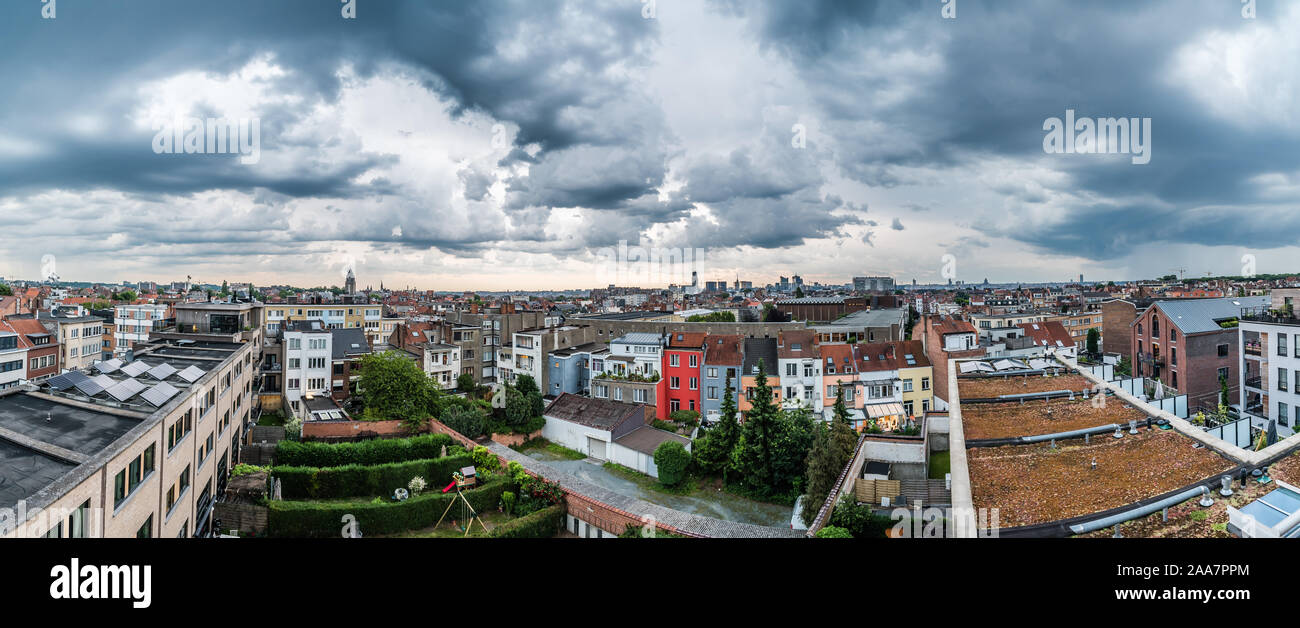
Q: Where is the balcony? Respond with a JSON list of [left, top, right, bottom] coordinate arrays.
[[1246, 376, 1263, 390], [1244, 342, 1263, 357], [1240, 306, 1300, 327]]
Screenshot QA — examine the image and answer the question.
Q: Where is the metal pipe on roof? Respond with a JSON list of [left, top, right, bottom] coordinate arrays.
[[1068, 485, 1211, 535], [1019, 424, 1120, 444]]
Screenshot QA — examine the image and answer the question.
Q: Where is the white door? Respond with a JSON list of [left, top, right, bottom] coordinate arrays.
[[587, 436, 607, 460]]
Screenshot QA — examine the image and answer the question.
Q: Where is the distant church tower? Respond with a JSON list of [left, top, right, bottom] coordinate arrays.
[[345, 268, 357, 294]]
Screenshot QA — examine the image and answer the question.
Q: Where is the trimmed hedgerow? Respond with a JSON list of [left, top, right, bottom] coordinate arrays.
[[267, 476, 511, 538], [488, 503, 566, 538], [271, 454, 473, 500], [275, 433, 454, 467]]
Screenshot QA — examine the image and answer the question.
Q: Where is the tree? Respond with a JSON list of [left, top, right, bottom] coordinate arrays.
[[732, 361, 779, 494], [456, 373, 476, 393], [220, 280, 230, 297], [503, 386, 532, 427], [1086, 327, 1100, 355], [802, 422, 838, 526], [0, 284, 11, 296], [693, 380, 740, 476], [815, 526, 852, 538], [356, 351, 439, 422], [515, 374, 544, 417], [1219, 375, 1230, 409], [829, 387, 857, 465], [113, 290, 137, 302], [441, 405, 486, 439], [794, 286, 805, 298], [653, 441, 691, 486], [686, 311, 736, 323]]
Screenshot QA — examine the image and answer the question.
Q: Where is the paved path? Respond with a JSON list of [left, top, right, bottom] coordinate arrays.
[[490, 443, 804, 539]]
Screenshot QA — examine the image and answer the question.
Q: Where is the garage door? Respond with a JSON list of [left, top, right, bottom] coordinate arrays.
[[587, 437, 607, 460]]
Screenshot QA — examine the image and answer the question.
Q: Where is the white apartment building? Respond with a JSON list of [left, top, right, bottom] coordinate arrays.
[[0, 331, 29, 391], [282, 320, 333, 418], [424, 343, 462, 390], [1240, 291, 1300, 439], [114, 303, 170, 356], [777, 331, 822, 410]]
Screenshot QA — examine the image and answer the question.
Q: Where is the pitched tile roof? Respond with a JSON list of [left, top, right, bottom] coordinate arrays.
[[777, 330, 819, 359], [543, 393, 644, 431], [703, 334, 743, 365]]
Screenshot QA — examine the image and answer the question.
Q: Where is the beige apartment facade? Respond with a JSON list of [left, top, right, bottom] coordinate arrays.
[[0, 337, 256, 538]]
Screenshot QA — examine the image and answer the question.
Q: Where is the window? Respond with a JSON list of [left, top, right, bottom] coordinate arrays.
[[707, 386, 718, 400], [706, 367, 718, 379], [669, 354, 679, 367], [1218, 367, 1229, 382], [689, 377, 698, 390], [804, 364, 814, 378], [786, 363, 796, 376], [903, 379, 913, 392], [1170, 347, 1177, 366], [68, 500, 89, 538], [921, 377, 930, 391], [669, 377, 680, 390], [1217, 344, 1229, 358], [904, 400, 914, 416], [689, 355, 698, 368], [136, 515, 153, 539], [1281, 368, 1290, 392], [1280, 402, 1290, 427], [44, 521, 63, 538]]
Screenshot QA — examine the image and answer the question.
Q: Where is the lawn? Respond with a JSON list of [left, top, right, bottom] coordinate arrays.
[[515, 438, 586, 460], [603, 462, 699, 496], [928, 451, 951, 479], [378, 510, 516, 538], [257, 411, 287, 427]]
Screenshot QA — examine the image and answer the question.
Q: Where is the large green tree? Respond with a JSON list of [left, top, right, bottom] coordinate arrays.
[[356, 351, 439, 422], [693, 380, 740, 477], [802, 422, 838, 526], [514, 374, 545, 417], [829, 387, 858, 466], [1086, 327, 1100, 355], [732, 361, 779, 494]]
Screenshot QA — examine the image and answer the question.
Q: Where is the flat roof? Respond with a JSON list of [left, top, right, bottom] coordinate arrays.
[[0, 437, 77, 509], [0, 394, 139, 456], [968, 429, 1233, 527], [957, 374, 1093, 399], [813, 307, 905, 329], [961, 397, 1147, 441]]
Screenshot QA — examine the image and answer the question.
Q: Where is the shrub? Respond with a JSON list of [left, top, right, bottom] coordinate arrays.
[[275, 433, 454, 467], [267, 477, 510, 537], [815, 525, 852, 538], [489, 503, 566, 538], [653, 441, 691, 486], [471, 445, 500, 472], [232, 463, 268, 477], [669, 410, 700, 423], [500, 491, 516, 516], [271, 454, 473, 499], [408, 475, 428, 495], [442, 405, 486, 439]]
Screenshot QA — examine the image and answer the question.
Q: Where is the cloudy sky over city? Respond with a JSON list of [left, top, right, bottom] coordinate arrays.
[[1, 0, 1297, 290]]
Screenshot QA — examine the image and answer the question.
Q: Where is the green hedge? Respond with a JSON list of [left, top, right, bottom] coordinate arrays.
[[275, 433, 454, 467], [489, 503, 567, 538], [271, 454, 474, 500], [267, 477, 511, 538]]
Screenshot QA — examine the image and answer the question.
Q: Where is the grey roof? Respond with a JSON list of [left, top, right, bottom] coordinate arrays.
[[1147, 296, 1268, 335], [612, 332, 663, 345], [544, 393, 643, 431], [330, 327, 371, 359], [814, 307, 906, 329], [614, 426, 691, 456], [742, 337, 779, 376]]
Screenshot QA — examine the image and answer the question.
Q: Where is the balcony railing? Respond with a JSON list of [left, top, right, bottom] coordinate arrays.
[[1246, 376, 1263, 389], [1241, 306, 1300, 326]]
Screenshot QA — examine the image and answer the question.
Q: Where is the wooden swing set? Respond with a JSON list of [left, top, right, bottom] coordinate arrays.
[[435, 470, 490, 536]]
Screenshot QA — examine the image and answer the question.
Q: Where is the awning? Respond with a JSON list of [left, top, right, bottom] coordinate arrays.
[[864, 402, 904, 419]]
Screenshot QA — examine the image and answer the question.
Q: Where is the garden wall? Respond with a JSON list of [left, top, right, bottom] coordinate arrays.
[[490, 429, 542, 448], [301, 419, 416, 441]]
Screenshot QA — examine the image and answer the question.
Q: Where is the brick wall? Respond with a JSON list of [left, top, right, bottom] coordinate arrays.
[[490, 430, 541, 448], [1101, 300, 1138, 356], [301, 419, 416, 441]]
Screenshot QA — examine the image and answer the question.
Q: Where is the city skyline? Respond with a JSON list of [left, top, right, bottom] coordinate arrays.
[[3, 1, 1299, 290]]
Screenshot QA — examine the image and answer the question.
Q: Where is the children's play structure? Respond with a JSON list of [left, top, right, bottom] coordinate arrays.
[[435, 467, 488, 536]]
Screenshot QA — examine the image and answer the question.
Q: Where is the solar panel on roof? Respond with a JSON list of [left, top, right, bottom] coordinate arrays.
[[140, 382, 181, 407], [147, 363, 177, 380], [106, 378, 147, 402], [94, 358, 124, 374], [46, 373, 77, 391], [120, 361, 150, 377], [177, 365, 205, 383], [75, 378, 108, 397]]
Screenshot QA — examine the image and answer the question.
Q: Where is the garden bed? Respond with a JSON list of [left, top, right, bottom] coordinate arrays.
[[967, 429, 1234, 528], [1074, 475, 1277, 538], [962, 398, 1147, 441], [958, 374, 1093, 399]]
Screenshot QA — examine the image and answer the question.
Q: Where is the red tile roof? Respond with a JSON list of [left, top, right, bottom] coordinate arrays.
[[1016, 320, 1075, 348]]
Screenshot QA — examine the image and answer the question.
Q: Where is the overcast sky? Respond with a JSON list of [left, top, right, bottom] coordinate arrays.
[[1, 0, 1297, 290]]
